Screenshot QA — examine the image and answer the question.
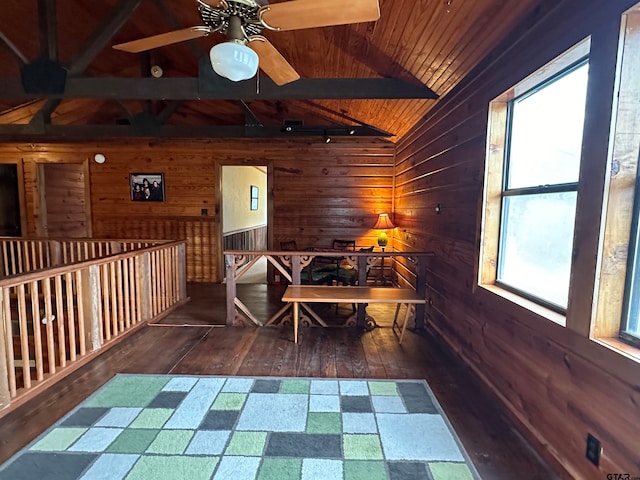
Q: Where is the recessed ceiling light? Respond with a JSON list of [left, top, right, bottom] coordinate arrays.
[[94, 153, 106, 164]]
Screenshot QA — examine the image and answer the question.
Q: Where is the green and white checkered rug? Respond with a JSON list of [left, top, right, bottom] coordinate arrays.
[[0, 375, 479, 480]]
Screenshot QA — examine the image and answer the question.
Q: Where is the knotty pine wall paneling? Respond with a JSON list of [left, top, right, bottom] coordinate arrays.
[[395, 0, 640, 478], [0, 139, 394, 282]]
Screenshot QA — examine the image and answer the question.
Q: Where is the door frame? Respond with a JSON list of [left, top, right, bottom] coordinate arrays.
[[0, 159, 27, 237], [215, 159, 274, 282]]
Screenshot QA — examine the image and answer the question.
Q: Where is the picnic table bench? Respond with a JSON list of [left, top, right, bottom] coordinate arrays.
[[281, 285, 426, 344]]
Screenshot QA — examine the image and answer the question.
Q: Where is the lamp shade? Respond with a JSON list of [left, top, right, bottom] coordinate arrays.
[[209, 41, 259, 82], [373, 213, 395, 230]]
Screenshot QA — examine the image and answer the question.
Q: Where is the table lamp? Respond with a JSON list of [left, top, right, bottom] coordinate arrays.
[[373, 213, 395, 250]]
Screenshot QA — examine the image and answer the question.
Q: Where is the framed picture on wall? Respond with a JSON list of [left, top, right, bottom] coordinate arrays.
[[250, 185, 258, 210], [130, 173, 165, 202]]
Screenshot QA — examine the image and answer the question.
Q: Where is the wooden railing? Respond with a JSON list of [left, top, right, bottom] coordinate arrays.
[[224, 250, 433, 329], [0, 237, 162, 278], [0, 240, 187, 413], [92, 216, 218, 282], [223, 225, 268, 251]]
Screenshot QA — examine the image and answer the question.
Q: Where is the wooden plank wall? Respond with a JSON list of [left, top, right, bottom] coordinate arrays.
[[0, 139, 394, 282], [394, 0, 640, 478], [223, 226, 268, 251], [272, 144, 395, 250]]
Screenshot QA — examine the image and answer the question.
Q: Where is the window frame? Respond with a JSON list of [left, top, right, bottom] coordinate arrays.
[[619, 161, 640, 348], [478, 39, 591, 326], [492, 59, 589, 314]]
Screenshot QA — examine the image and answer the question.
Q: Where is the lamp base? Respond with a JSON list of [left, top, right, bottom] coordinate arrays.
[[377, 231, 388, 249]]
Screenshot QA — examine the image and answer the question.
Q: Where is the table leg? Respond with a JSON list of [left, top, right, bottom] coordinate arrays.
[[399, 304, 412, 345], [293, 301, 299, 343], [392, 303, 402, 333]]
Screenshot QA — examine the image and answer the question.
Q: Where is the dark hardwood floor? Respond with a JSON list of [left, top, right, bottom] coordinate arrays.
[[0, 284, 559, 479]]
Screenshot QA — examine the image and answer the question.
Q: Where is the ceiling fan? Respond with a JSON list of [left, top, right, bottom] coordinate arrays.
[[113, 0, 381, 86]]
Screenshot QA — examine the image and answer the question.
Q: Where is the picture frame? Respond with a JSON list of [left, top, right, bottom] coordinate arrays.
[[130, 173, 165, 202], [250, 185, 259, 211]]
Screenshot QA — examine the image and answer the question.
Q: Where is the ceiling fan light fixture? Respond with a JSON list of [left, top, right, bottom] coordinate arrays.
[[209, 40, 259, 82]]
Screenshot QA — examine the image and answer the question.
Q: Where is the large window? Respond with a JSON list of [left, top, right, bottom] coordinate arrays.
[[497, 62, 589, 311], [479, 40, 591, 321]]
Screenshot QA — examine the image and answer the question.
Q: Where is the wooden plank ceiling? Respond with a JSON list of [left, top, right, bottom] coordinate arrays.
[[0, 0, 542, 142]]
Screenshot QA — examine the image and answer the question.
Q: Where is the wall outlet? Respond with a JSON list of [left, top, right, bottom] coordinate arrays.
[[586, 433, 601, 466]]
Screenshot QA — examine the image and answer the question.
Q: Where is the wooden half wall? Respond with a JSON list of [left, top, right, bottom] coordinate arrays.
[[0, 139, 395, 282], [394, 0, 640, 478]]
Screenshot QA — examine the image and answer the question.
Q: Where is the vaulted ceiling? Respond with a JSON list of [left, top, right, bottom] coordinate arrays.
[[0, 0, 542, 142]]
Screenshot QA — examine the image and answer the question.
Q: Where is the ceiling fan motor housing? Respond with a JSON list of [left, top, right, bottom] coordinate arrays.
[[199, 0, 266, 39]]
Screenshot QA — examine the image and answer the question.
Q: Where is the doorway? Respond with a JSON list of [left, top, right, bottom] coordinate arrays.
[[221, 165, 268, 283], [0, 164, 22, 237], [38, 162, 92, 238]]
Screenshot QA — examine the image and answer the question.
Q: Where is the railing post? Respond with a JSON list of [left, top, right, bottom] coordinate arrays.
[[225, 254, 236, 325], [291, 255, 301, 285], [110, 241, 122, 256], [0, 288, 10, 408], [136, 252, 152, 323], [178, 242, 187, 301], [415, 255, 428, 329], [80, 265, 104, 352], [50, 241, 62, 267]]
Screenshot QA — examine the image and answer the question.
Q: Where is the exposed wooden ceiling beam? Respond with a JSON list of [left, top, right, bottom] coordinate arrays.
[[0, 123, 392, 140], [0, 76, 437, 101], [157, 101, 183, 125], [0, 31, 28, 66], [67, 0, 144, 76], [38, 0, 58, 61], [239, 101, 263, 127]]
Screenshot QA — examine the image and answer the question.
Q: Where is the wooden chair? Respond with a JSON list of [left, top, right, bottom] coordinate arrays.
[[332, 239, 356, 251], [280, 240, 298, 251], [308, 239, 358, 287]]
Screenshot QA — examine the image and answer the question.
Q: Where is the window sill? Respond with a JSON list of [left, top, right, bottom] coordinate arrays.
[[592, 337, 640, 364], [478, 284, 567, 326]]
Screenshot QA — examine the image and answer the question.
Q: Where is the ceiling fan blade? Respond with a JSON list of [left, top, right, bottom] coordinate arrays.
[[198, 0, 227, 7], [259, 0, 380, 31], [249, 36, 300, 86], [113, 27, 212, 53]]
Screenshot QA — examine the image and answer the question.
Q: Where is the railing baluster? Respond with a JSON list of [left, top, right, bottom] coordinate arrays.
[[38, 242, 44, 269], [65, 272, 76, 362], [17, 243, 23, 273], [75, 270, 86, 356], [116, 261, 125, 333], [2, 243, 9, 277], [151, 251, 158, 316], [54, 275, 66, 368], [17, 284, 30, 389], [110, 262, 118, 337], [161, 249, 167, 311], [0, 287, 16, 401], [29, 280, 44, 382], [43, 277, 56, 375], [101, 264, 111, 341], [123, 259, 131, 329]]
